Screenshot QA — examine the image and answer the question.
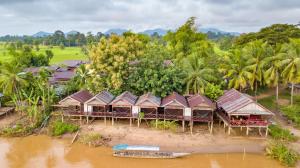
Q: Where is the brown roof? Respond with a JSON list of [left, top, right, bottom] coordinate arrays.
[[216, 89, 273, 115], [53, 71, 75, 80], [135, 92, 161, 107], [187, 94, 214, 109], [110, 91, 138, 106], [86, 90, 115, 105], [70, 90, 93, 103], [161, 92, 188, 108], [61, 60, 84, 68]]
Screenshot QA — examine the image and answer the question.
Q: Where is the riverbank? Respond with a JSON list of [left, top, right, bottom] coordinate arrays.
[[78, 120, 267, 154]]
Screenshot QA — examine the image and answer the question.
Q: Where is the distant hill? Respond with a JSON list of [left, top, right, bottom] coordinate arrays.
[[32, 31, 52, 37], [140, 28, 169, 36], [198, 28, 240, 36], [104, 28, 128, 35], [66, 30, 80, 35]]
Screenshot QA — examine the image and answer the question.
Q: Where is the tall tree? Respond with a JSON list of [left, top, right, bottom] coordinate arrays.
[[264, 44, 285, 104], [281, 39, 300, 105], [220, 49, 253, 91]]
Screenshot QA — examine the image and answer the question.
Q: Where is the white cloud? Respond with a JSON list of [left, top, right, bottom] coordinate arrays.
[[0, 0, 299, 35]]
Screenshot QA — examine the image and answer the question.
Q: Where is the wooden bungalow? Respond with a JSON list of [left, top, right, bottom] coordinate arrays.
[[84, 90, 115, 123], [187, 94, 215, 133], [58, 90, 93, 119], [161, 92, 189, 131], [109, 91, 138, 126], [216, 89, 274, 136], [135, 93, 161, 127]]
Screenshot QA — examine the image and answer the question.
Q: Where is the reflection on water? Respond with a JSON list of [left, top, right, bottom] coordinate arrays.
[[0, 135, 284, 168]]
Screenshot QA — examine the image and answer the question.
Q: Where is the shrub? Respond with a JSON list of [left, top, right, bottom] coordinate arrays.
[[268, 124, 297, 142], [150, 120, 178, 132], [0, 122, 34, 137], [280, 105, 300, 127], [50, 120, 79, 136], [79, 133, 102, 147], [266, 141, 299, 167]]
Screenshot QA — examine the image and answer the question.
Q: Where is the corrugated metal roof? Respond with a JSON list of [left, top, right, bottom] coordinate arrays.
[[70, 90, 93, 103], [187, 94, 214, 109], [216, 89, 273, 115], [93, 90, 115, 104], [135, 92, 161, 107], [53, 71, 75, 80], [61, 60, 84, 68], [110, 91, 138, 106], [161, 92, 188, 108]]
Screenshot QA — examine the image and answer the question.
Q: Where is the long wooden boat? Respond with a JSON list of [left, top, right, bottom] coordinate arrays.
[[112, 144, 190, 159], [113, 150, 190, 159]]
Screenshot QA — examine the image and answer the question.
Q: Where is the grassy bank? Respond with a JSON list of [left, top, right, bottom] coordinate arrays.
[[0, 43, 87, 64]]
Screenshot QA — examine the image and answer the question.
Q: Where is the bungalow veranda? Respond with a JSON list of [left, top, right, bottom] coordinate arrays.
[[216, 89, 274, 136]]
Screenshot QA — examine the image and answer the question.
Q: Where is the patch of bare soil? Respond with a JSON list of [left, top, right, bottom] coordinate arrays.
[[79, 120, 267, 154], [277, 99, 290, 106], [0, 112, 21, 128]]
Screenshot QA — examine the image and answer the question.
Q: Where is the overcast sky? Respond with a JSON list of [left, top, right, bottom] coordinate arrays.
[[0, 0, 300, 36]]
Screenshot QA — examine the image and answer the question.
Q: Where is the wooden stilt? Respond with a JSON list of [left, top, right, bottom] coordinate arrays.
[[246, 127, 249, 136], [138, 118, 140, 127], [259, 127, 262, 136], [265, 127, 269, 137], [219, 120, 221, 126], [210, 121, 213, 134], [155, 119, 158, 128], [86, 115, 89, 124], [228, 126, 231, 135], [61, 113, 64, 122], [223, 122, 226, 128], [182, 120, 185, 132], [112, 116, 114, 126], [164, 119, 166, 129], [190, 120, 193, 135], [130, 118, 132, 127], [104, 116, 107, 125]]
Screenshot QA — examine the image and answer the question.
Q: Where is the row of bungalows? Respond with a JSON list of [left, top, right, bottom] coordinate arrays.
[[57, 90, 215, 133], [216, 89, 274, 136]]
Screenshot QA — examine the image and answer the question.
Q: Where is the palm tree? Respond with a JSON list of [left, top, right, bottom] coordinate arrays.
[[220, 49, 253, 91], [264, 44, 285, 104], [281, 39, 300, 105], [244, 41, 270, 99], [75, 64, 91, 88], [0, 63, 28, 95], [184, 55, 216, 94]]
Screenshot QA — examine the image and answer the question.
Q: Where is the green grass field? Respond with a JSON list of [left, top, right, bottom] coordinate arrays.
[[0, 43, 87, 64]]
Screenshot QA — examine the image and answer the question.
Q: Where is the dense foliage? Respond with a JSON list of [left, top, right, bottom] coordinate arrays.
[[50, 120, 79, 136], [266, 141, 299, 167], [268, 124, 297, 142]]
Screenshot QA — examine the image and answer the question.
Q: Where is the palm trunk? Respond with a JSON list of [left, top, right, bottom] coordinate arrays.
[[291, 83, 294, 105], [255, 80, 258, 102]]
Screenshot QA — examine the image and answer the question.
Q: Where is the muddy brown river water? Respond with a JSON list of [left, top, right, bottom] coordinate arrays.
[[0, 135, 284, 168]]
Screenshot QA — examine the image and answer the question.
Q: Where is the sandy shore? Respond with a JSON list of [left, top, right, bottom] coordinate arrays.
[[80, 120, 268, 154]]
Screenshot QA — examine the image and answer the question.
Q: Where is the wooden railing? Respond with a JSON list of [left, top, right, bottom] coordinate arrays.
[[217, 111, 269, 126]]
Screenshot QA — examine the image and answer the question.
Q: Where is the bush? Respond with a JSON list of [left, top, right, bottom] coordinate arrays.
[[50, 120, 79, 136], [79, 133, 103, 147], [268, 124, 297, 142], [150, 120, 178, 132], [280, 105, 300, 127], [266, 141, 299, 167], [0, 122, 34, 137]]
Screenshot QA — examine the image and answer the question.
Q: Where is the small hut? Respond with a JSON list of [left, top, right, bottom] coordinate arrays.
[[109, 91, 138, 125], [216, 89, 274, 136], [187, 94, 215, 133], [84, 91, 115, 123], [161, 92, 189, 131], [58, 90, 93, 117], [135, 93, 161, 127]]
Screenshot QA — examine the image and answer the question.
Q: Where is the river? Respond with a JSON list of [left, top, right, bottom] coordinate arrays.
[[0, 135, 284, 168]]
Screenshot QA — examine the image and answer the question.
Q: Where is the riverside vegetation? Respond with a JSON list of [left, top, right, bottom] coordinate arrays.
[[1, 17, 300, 166]]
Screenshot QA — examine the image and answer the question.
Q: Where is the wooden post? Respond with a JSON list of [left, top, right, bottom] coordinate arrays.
[[163, 108, 166, 129], [228, 126, 231, 135], [112, 106, 114, 126], [190, 120, 193, 135], [137, 117, 140, 127], [246, 127, 249, 136], [61, 112, 64, 122], [130, 118, 132, 127], [265, 126, 269, 137], [182, 119, 185, 132], [210, 121, 213, 134], [86, 115, 89, 124], [155, 119, 158, 128], [104, 116, 107, 125]]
